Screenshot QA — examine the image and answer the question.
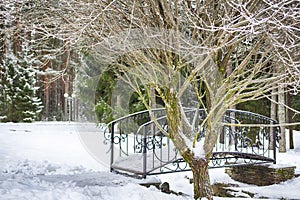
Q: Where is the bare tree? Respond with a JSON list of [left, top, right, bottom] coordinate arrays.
[[20, 0, 300, 199]]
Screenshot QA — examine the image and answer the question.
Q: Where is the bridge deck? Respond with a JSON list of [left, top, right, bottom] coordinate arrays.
[[111, 147, 275, 177]]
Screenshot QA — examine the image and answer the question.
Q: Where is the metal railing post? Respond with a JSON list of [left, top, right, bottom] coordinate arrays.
[[110, 122, 115, 172], [142, 126, 147, 178], [273, 124, 277, 164]]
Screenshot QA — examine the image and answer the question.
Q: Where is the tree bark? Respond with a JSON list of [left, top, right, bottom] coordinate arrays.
[[181, 150, 213, 200], [191, 158, 213, 199], [166, 91, 213, 200], [270, 89, 277, 149], [278, 85, 286, 152], [286, 90, 294, 149]]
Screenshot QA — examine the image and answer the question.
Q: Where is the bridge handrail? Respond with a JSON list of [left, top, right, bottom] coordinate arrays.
[[106, 108, 166, 127], [135, 108, 199, 135], [135, 109, 279, 136], [105, 108, 279, 134], [225, 109, 279, 125], [106, 107, 198, 128]]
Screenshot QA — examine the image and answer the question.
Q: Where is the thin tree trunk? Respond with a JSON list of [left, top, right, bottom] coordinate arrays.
[[64, 79, 68, 121], [150, 87, 156, 137], [286, 90, 294, 149], [270, 89, 277, 149], [45, 76, 50, 120], [278, 86, 286, 152], [226, 63, 235, 145]]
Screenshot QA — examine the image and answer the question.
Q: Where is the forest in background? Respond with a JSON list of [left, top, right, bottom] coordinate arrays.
[[0, 0, 299, 131]]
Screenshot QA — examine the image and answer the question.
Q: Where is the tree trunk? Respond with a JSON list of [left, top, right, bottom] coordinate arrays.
[[270, 89, 277, 149], [286, 90, 294, 149], [181, 149, 213, 200], [278, 86, 286, 152], [190, 158, 213, 200], [165, 91, 213, 199]]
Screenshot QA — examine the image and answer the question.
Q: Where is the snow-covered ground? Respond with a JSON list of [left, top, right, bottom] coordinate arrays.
[[0, 122, 299, 200]]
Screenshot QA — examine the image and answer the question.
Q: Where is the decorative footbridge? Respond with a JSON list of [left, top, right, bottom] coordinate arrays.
[[103, 108, 279, 178]]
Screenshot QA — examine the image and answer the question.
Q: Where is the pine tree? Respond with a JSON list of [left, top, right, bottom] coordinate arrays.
[[0, 48, 43, 122], [0, 60, 8, 121]]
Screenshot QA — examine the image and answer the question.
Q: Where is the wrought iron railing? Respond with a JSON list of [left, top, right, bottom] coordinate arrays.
[[103, 108, 279, 178]]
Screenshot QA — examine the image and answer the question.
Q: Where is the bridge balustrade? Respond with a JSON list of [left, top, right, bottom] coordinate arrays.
[[103, 108, 279, 178]]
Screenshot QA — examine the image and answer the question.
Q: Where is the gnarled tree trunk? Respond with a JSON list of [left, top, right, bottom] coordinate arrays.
[[183, 152, 213, 199], [191, 159, 212, 199], [166, 91, 213, 200]]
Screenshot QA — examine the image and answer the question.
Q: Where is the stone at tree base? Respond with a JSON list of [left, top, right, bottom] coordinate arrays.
[[212, 183, 239, 197], [225, 164, 296, 186], [160, 182, 171, 193]]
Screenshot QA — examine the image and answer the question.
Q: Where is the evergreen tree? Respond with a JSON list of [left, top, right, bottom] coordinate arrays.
[[0, 48, 43, 122], [0, 60, 8, 121]]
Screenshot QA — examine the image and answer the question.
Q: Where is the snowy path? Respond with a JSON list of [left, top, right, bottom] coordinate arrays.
[[0, 122, 104, 170], [0, 122, 187, 200], [0, 122, 300, 200]]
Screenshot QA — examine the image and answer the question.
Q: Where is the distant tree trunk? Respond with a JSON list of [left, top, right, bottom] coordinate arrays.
[[270, 89, 277, 149], [278, 85, 286, 152], [226, 62, 235, 145], [150, 87, 156, 109], [0, 3, 4, 64], [150, 87, 156, 135], [44, 77, 50, 120], [64, 79, 69, 121], [286, 90, 294, 149]]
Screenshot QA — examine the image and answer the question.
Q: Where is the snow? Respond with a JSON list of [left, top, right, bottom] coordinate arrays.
[[0, 122, 184, 200], [192, 138, 205, 160], [0, 122, 300, 200]]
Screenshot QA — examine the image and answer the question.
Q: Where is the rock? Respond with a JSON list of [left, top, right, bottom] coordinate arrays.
[[225, 164, 296, 186], [212, 183, 239, 197], [160, 182, 170, 194]]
